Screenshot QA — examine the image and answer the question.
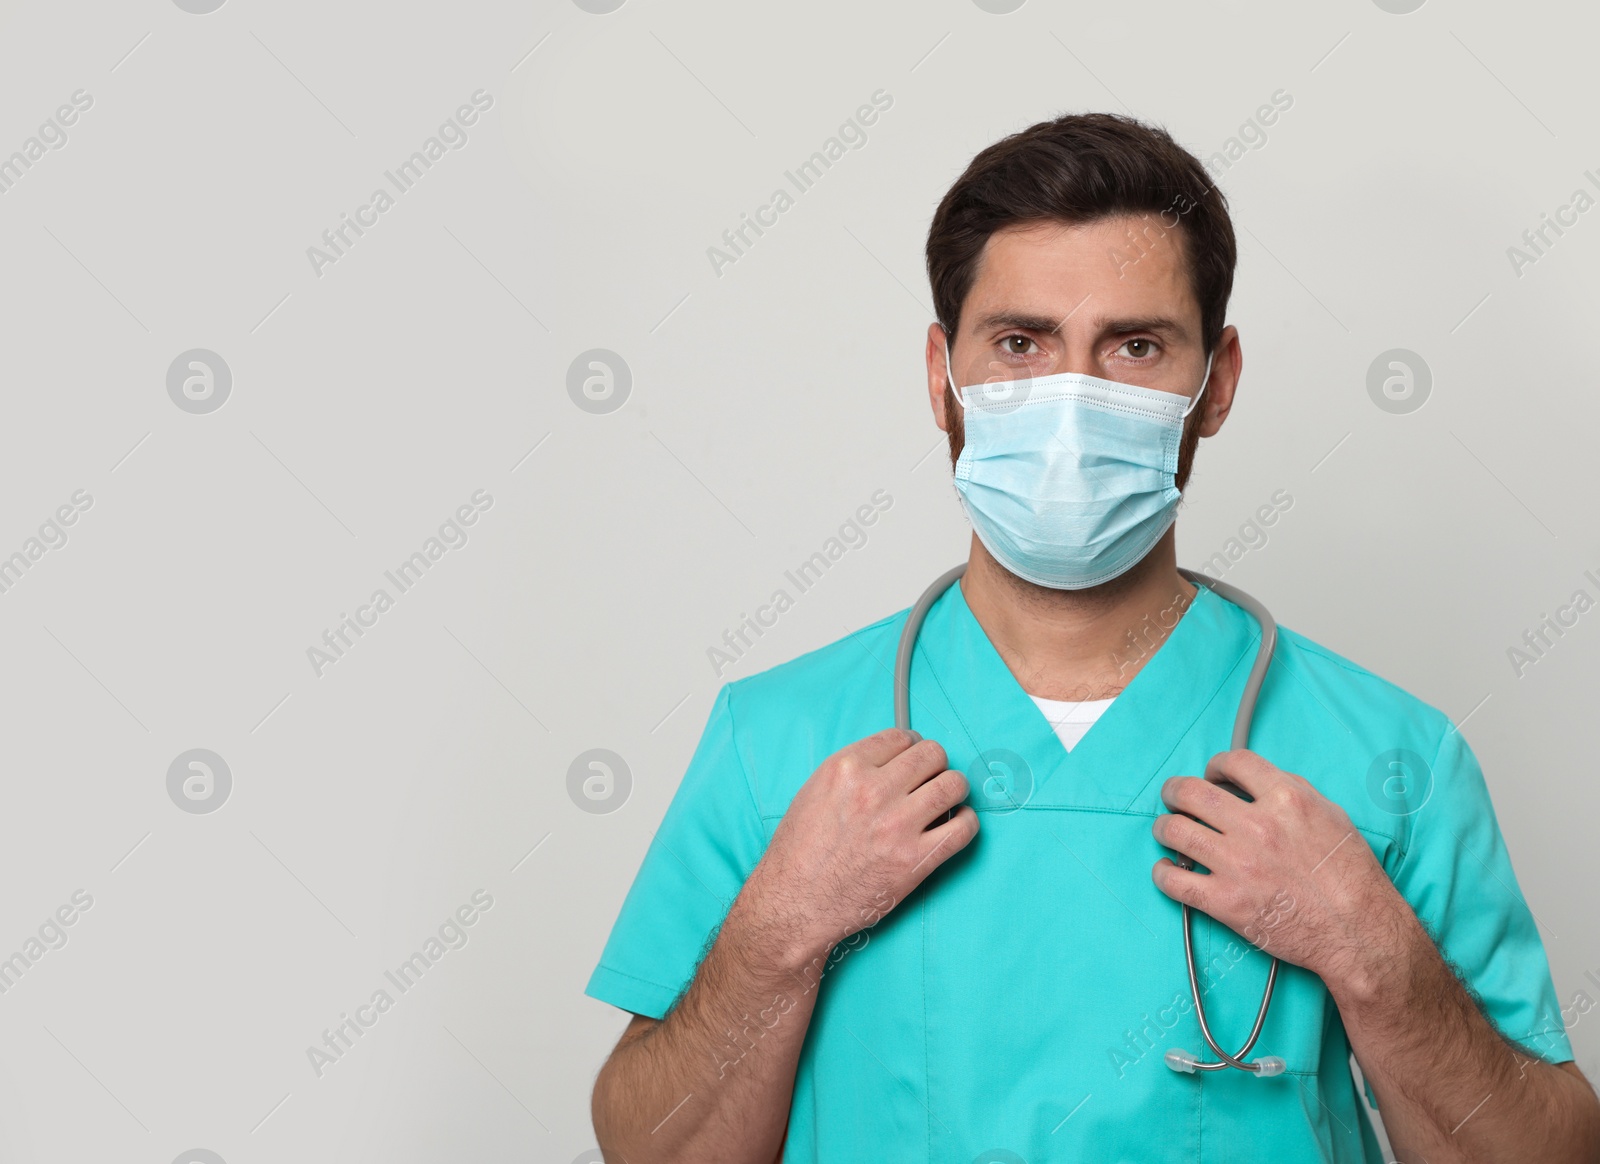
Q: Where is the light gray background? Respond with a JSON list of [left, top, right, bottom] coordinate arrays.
[[0, 0, 1595, 1160]]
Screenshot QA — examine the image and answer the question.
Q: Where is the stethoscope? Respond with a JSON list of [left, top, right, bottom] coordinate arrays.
[[893, 562, 1287, 1078]]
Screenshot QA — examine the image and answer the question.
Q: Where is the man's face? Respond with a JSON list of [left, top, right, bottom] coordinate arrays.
[[926, 215, 1237, 491]]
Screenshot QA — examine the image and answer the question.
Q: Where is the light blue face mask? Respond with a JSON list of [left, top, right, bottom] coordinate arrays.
[[945, 339, 1214, 589]]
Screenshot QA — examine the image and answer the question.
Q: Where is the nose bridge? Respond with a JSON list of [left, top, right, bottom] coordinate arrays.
[[1053, 332, 1097, 379], [1050, 314, 1095, 378]]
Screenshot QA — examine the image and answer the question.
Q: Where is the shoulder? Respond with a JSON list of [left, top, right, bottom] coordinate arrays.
[[1275, 622, 1451, 734], [1259, 619, 1462, 842], [724, 605, 908, 724], [716, 606, 910, 813]]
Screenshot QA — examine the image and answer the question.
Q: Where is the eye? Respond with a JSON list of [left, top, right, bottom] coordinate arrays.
[[1117, 338, 1160, 360], [1000, 333, 1037, 357]]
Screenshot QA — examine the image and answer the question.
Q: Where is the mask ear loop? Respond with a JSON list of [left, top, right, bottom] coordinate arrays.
[[1182, 349, 1216, 420], [942, 336, 964, 408]]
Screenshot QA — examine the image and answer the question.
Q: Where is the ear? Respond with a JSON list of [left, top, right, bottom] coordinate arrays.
[[925, 323, 955, 433], [1196, 325, 1241, 438]]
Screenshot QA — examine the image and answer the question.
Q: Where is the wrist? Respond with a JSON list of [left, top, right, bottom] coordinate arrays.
[[1324, 882, 1425, 1013], [731, 861, 836, 978]]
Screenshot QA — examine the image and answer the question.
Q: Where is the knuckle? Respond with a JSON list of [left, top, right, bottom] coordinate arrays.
[[843, 759, 873, 787], [893, 728, 925, 756], [848, 776, 879, 813], [873, 727, 915, 751]]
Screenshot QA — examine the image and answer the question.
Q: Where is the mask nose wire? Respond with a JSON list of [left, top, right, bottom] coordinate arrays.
[[945, 335, 1215, 418]]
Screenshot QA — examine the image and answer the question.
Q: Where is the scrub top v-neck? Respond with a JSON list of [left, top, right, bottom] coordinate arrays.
[[1028, 693, 1114, 753], [585, 578, 1571, 1164]]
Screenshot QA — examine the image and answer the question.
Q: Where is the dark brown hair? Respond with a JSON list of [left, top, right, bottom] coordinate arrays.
[[926, 111, 1235, 356], [924, 111, 1237, 488]]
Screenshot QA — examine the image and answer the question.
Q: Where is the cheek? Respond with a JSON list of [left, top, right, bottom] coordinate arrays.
[[1174, 416, 1203, 490], [943, 388, 965, 457]]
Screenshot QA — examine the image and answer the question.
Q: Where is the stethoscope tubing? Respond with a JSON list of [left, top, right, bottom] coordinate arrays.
[[893, 563, 1282, 1076]]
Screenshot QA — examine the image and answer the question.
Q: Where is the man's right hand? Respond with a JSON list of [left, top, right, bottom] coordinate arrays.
[[744, 728, 979, 963], [593, 728, 976, 1164]]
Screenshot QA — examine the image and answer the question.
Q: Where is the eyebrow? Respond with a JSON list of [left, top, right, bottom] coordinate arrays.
[[970, 309, 1192, 345], [971, 310, 1066, 335]]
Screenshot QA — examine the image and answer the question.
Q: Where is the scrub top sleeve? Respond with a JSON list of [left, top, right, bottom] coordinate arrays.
[[583, 683, 769, 1021], [1388, 724, 1572, 1068]]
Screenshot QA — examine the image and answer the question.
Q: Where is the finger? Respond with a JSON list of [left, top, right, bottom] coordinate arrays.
[[906, 769, 969, 826], [1151, 856, 1212, 911], [912, 805, 979, 876], [843, 727, 926, 770], [1202, 748, 1282, 800], [882, 737, 950, 793], [1152, 811, 1229, 871], [1160, 775, 1249, 833]]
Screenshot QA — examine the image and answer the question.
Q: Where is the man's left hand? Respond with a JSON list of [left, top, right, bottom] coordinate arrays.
[[1150, 748, 1408, 989]]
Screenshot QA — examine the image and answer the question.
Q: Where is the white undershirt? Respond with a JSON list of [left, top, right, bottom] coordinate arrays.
[[1027, 694, 1116, 752]]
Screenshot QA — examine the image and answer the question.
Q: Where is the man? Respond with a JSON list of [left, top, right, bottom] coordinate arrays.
[[585, 113, 1599, 1162]]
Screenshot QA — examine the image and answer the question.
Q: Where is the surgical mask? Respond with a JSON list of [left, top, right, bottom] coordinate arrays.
[[945, 340, 1214, 589]]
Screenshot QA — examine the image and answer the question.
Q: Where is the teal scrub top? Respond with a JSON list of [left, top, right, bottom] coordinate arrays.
[[585, 580, 1572, 1163]]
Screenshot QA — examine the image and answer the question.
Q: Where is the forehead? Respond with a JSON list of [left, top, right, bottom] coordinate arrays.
[[964, 216, 1199, 335]]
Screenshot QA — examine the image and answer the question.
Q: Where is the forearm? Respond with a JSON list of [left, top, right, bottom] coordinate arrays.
[[1331, 900, 1600, 1162], [592, 874, 828, 1164], [590, 727, 969, 1160]]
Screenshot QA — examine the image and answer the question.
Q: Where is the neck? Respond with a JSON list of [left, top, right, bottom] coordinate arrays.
[[958, 530, 1197, 702]]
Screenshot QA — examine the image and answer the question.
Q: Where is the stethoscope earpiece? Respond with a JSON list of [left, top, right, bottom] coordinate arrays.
[[1165, 1048, 1286, 1077]]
